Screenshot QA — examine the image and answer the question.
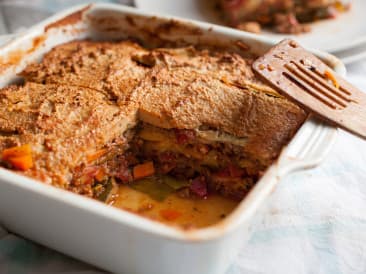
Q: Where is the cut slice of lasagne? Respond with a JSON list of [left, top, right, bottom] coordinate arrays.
[[129, 48, 306, 199]]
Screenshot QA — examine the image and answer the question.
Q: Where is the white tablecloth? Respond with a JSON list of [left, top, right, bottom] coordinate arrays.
[[1, 1, 366, 274]]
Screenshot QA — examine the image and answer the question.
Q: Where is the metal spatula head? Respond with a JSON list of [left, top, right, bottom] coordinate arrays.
[[253, 39, 366, 139]]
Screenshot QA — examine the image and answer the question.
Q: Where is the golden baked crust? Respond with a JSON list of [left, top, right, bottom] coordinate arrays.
[[20, 40, 149, 103], [0, 82, 137, 188], [1, 40, 307, 200]]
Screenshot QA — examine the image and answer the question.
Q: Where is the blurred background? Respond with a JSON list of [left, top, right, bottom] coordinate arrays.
[[0, 0, 131, 35]]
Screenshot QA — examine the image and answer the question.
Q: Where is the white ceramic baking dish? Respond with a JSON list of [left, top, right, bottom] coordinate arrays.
[[0, 4, 345, 274]]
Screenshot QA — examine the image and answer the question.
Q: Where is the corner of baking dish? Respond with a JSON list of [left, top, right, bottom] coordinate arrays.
[[0, 3, 345, 242]]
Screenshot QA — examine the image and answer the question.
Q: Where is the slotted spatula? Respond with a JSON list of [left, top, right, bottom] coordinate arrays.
[[253, 39, 366, 139]]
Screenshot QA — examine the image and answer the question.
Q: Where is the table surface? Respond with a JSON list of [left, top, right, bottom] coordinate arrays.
[[1, 1, 366, 274]]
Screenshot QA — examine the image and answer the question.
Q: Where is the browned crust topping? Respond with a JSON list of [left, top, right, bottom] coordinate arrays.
[[0, 82, 137, 187], [21, 40, 149, 103], [0, 40, 306, 200]]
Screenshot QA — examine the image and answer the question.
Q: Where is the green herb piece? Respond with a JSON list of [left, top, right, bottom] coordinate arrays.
[[95, 178, 114, 202], [161, 176, 190, 190], [131, 177, 174, 201]]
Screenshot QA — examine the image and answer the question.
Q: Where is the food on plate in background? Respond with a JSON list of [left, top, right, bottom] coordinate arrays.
[[220, 0, 351, 34]]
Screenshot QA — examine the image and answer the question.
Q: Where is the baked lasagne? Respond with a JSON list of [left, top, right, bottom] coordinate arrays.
[[0, 40, 307, 227]]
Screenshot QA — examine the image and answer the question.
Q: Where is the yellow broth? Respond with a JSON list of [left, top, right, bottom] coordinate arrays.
[[112, 183, 239, 229]]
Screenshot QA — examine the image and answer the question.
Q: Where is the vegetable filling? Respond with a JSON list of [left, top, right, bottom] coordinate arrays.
[[69, 123, 262, 203]]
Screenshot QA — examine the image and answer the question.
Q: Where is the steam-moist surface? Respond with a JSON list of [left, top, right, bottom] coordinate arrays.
[[0, 40, 306, 215]]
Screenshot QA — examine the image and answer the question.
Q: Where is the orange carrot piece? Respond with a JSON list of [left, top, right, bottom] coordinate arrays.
[[6, 155, 33, 171], [95, 167, 106, 182], [133, 162, 155, 180], [325, 70, 340, 89], [86, 149, 107, 163], [160, 209, 182, 221], [2, 144, 33, 171], [2, 144, 32, 160]]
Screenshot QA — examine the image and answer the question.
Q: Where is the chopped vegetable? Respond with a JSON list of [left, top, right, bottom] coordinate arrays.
[[161, 176, 190, 190], [95, 167, 106, 182], [1, 144, 33, 171], [2, 144, 32, 159], [138, 128, 167, 141], [131, 178, 174, 201], [324, 70, 340, 89], [5, 155, 33, 171], [160, 209, 182, 221], [133, 162, 155, 180], [79, 166, 99, 185], [78, 166, 106, 185], [190, 176, 208, 198], [130, 175, 190, 201], [87, 149, 107, 163], [95, 177, 115, 202]]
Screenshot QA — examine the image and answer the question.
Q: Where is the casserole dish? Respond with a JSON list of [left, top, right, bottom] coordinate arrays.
[[0, 4, 345, 274]]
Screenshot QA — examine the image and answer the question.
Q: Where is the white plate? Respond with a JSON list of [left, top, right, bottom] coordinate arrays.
[[135, 0, 366, 53]]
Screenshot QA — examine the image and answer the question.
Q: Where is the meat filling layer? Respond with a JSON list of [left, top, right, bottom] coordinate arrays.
[[70, 123, 264, 202]]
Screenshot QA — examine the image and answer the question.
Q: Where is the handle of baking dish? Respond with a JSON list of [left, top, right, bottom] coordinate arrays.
[[277, 116, 338, 177]]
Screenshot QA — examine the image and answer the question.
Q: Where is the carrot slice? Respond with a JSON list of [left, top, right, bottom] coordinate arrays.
[[160, 209, 181, 221], [133, 162, 155, 180], [95, 167, 106, 182], [2, 144, 32, 160], [86, 149, 107, 163], [6, 155, 33, 171], [2, 144, 33, 171]]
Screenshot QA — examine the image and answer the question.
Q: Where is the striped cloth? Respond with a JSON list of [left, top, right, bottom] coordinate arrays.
[[1, 1, 366, 273]]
